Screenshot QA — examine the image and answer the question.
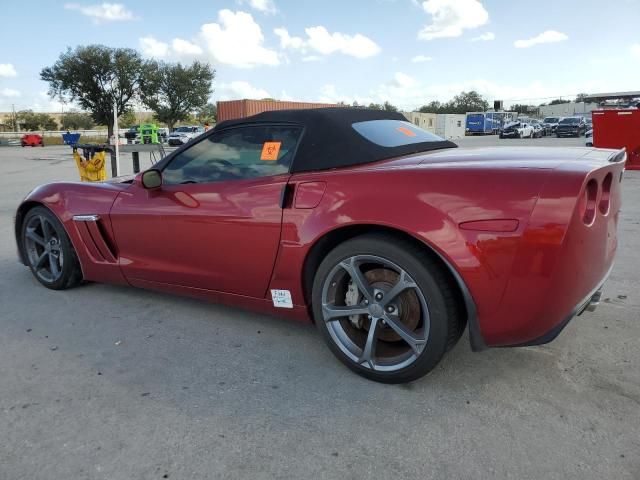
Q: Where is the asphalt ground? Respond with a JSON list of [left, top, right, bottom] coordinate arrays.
[[1, 136, 638, 479]]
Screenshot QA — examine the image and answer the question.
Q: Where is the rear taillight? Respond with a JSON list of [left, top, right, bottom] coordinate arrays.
[[599, 173, 613, 215], [581, 179, 598, 225]]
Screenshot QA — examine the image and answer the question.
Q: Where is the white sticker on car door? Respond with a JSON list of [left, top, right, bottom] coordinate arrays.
[[271, 289, 293, 309]]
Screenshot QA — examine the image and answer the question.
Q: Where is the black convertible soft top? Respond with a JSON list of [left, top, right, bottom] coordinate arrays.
[[215, 107, 457, 173]]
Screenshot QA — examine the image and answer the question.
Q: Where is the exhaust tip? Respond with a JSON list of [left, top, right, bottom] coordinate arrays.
[[585, 289, 602, 313]]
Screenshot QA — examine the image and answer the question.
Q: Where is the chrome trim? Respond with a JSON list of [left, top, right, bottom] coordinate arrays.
[[72, 215, 100, 222]]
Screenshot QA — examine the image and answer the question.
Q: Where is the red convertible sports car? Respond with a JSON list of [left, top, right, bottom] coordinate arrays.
[[15, 108, 625, 383]]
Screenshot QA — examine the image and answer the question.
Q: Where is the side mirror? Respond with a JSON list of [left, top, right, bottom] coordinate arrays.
[[141, 169, 162, 189]]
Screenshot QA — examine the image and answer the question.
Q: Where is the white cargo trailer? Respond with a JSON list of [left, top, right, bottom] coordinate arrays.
[[435, 114, 466, 139]]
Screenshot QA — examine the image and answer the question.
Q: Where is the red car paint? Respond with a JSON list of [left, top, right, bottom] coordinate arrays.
[[21, 134, 44, 147], [15, 146, 625, 348]]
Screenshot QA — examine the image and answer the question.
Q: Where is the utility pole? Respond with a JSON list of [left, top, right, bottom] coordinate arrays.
[[11, 103, 17, 132]]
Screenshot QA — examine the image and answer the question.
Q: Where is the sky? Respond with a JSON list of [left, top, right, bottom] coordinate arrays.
[[0, 0, 639, 113]]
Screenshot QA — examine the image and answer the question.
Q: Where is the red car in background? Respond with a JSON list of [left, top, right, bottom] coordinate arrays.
[[14, 108, 625, 383], [21, 133, 44, 147]]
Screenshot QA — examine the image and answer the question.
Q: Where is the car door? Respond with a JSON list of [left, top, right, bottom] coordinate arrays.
[[109, 123, 303, 298]]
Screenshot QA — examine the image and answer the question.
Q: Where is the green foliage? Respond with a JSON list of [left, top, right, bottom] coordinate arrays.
[[61, 110, 95, 130], [549, 98, 570, 105], [40, 44, 146, 135], [196, 102, 217, 124], [118, 110, 138, 128], [17, 110, 58, 131], [510, 104, 537, 114], [418, 91, 489, 114], [140, 61, 215, 130], [366, 101, 399, 112]]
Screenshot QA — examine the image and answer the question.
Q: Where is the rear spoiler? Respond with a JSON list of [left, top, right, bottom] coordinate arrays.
[[609, 149, 627, 164]]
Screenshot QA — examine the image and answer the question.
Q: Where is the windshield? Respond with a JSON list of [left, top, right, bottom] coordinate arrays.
[[559, 118, 580, 124], [352, 120, 444, 147], [544, 117, 559, 123], [174, 127, 193, 133]]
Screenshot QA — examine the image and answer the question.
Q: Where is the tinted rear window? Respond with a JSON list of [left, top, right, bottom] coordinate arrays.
[[352, 120, 444, 147]]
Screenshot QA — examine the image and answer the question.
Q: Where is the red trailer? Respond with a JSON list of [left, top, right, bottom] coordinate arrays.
[[592, 109, 640, 170], [217, 99, 338, 123]]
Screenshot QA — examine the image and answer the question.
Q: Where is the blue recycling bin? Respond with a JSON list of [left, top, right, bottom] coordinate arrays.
[[62, 133, 81, 146]]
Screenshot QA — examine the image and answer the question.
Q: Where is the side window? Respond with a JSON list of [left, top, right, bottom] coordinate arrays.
[[162, 125, 302, 185]]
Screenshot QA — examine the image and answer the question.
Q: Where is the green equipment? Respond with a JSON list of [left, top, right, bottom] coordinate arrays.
[[139, 123, 159, 144]]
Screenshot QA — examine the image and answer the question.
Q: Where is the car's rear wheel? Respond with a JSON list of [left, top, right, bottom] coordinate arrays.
[[21, 206, 83, 290], [312, 235, 463, 383]]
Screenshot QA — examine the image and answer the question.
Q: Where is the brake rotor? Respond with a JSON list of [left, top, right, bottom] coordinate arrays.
[[345, 268, 421, 342]]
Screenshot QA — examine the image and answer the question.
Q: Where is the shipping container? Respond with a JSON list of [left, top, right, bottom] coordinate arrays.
[[402, 112, 437, 133], [592, 109, 640, 170], [435, 114, 466, 139], [216, 99, 339, 122]]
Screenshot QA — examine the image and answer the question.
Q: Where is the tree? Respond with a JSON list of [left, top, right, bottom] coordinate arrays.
[[196, 102, 217, 124], [41, 45, 146, 138], [118, 110, 138, 128], [510, 104, 536, 115], [418, 100, 446, 113], [549, 98, 570, 105], [17, 110, 58, 131], [61, 110, 95, 130], [448, 90, 489, 114], [140, 61, 215, 131], [367, 101, 399, 112], [575, 93, 589, 103]]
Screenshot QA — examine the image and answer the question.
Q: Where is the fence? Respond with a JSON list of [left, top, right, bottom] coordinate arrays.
[[0, 129, 108, 140]]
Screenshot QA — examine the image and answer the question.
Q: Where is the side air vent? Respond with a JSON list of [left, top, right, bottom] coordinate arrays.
[[73, 215, 118, 263]]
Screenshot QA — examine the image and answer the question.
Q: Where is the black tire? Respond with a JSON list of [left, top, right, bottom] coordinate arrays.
[[312, 234, 464, 383], [21, 206, 83, 290]]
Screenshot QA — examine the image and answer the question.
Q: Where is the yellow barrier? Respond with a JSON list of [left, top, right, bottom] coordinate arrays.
[[73, 149, 107, 182]]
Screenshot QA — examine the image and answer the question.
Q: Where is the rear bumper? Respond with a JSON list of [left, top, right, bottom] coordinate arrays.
[[506, 266, 610, 347]]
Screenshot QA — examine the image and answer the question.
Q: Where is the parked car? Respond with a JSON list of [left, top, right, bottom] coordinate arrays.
[[168, 126, 205, 146], [499, 121, 534, 139], [14, 108, 625, 383], [530, 120, 545, 138], [124, 126, 140, 143], [542, 117, 562, 134], [585, 129, 594, 147], [21, 134, 44, 147], [556, 117, 587, 137]]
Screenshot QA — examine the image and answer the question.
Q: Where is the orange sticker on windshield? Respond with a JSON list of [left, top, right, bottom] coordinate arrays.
[[396, 126, 417, 137], [261, 141, 281, 161]]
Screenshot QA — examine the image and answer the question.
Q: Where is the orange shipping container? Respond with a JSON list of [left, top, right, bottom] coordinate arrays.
[[216, 99, 339, 123]]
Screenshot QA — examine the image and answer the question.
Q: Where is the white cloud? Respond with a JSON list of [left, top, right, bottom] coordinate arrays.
[[0, 88, 21, 98], [418, 0, 489, 40], [139, 36, 169, 58], [216, 81, 271, 100], [172, 38, 203, 57], [275, 26, 381, 59], [471, 32, 495, 42], [514, 30, 568, 48], [0, 63, 17, 77], [274, 28, 305, 49], [411, 55, 432, 63], [302, 55, 322, 62], [631, 44, 640, 58], [64, 3, 136, 23], [306, 26, 381, 58], [200, 10, 279, 68], [238, 0, 277, 15]]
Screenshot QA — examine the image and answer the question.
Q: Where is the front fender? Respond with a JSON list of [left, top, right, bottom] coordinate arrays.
[[15, 181, 130, 285]]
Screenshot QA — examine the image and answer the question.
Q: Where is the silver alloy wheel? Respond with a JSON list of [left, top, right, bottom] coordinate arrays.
[[24, 215, 64, 283], [321, 254, 430, 372]]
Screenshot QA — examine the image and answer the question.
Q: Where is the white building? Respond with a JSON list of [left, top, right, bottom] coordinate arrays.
[[402, 112, 437, 133], [539, 102, 599, 118]]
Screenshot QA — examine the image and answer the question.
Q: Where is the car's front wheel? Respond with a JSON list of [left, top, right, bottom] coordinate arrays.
[[312, 235, 463, 383], [21, 206, 83, 290]]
